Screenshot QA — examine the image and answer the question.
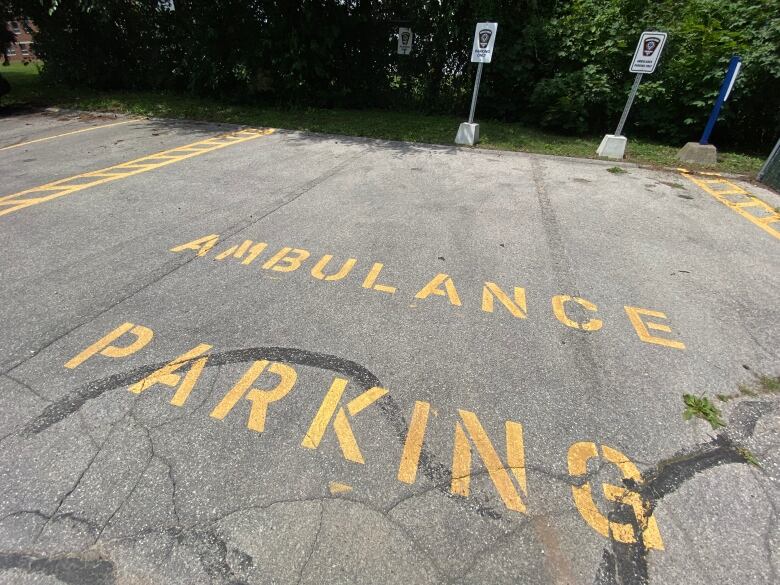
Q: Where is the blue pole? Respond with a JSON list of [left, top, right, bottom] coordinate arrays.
[[699, 55, 741, 145]]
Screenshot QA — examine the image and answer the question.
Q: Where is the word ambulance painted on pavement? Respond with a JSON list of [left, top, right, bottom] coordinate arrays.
[[169, 233, 687, 351], [65, 321, 665, 552]]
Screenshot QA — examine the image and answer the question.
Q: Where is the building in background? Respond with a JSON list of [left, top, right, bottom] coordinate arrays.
[[4, 19, 36, 64]]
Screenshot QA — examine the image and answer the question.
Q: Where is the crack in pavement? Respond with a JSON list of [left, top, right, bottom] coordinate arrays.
[[16, 345, 503, 523], [178, 526, 253, 585], [34, 416, 128, 545], [86, 389, 187, 545], [0, 510, 51, 524], [13, 342, 645, 537], [5, 346, 777, 583], [594, 399, 778, 585], [1, 372, 53, 405], [92, 446, 154, 544], [6, 354, 776, 584], [296, 501, 324, 585]]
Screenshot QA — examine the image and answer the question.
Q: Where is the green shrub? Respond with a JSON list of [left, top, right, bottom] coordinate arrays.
[[18, 0, 780, 150]]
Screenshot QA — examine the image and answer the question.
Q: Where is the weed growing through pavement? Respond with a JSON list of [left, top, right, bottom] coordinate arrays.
[[682, 394, 726, 429], [683, 373, 778, 466], [607, 166, 627, 174]]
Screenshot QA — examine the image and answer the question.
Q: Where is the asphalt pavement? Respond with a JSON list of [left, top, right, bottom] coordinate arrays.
[[0, 108, 778, 585]]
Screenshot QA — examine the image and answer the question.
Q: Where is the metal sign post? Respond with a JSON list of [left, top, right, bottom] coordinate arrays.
[[700, 55, 742, 145], [615, 73, 642, 137], [468, 62, 483, 124], [677, 54, 742, 164], [455, 22, 498, 146], [597, 31, 667, 159]]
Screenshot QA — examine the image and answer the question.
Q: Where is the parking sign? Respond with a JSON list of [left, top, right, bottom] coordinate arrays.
[[629, 31, 667, 74], [397, 28, 412, 56], [471, 22, 498, 63]]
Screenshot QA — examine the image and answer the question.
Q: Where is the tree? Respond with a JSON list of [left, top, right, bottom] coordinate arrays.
[[15, 0, 780, 149]]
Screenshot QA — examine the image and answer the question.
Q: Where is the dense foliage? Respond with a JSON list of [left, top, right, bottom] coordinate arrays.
[[10, 0, 780, 149]]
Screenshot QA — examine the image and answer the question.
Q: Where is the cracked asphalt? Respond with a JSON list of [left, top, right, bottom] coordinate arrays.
[[0, 109, 778, 584]]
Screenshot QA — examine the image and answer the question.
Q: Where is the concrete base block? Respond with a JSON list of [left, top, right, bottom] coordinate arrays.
[[596, 134, 627, 159], [677, 142, 717, 165], [455, 122, 479, 146]]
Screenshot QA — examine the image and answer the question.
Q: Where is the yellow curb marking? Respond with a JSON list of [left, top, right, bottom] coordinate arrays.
[[0, 119, 135, 151], [328, 482, 353, 495], [0, 127, 275, 218], [679, 169, 780, 241]]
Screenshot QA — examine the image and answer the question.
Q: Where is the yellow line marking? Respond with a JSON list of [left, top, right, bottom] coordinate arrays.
[[0, 128, 275, 218], [680, 170, 780, 241], [14, 185, 72, 191], [0, 119, 135, 151], [734, 200, 763, 208], [328, 482, 353, 495], [710, 189, 745, 195], [0, 197, 45, 206]]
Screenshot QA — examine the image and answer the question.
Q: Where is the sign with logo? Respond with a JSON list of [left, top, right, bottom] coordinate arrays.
[[629, 31, 667, 74], [397, 28, 413, 56], [471, 22, 498, 63]]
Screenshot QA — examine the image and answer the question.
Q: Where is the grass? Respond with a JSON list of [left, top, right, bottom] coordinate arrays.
[[736, 447, 760, 467], [718, 373, 780, 402], [1, 61, 765, 176]]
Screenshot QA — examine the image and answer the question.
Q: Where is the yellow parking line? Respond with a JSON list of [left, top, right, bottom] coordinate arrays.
[[0, 128, 275, 218], [0, 119, 135, 151], [734, 200, 763, 208], [0, 197, 44, 206], [680, 170, 780, 241]]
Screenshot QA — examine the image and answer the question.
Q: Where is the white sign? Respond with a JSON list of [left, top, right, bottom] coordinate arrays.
[[471, 22, 498, 63], [629, 31, 667, 74], [397, 28, 413, 55]]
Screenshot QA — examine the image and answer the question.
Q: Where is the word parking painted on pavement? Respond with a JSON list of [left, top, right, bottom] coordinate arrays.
[[63, 320, 665, 551], [169, 233, 687, 351]]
